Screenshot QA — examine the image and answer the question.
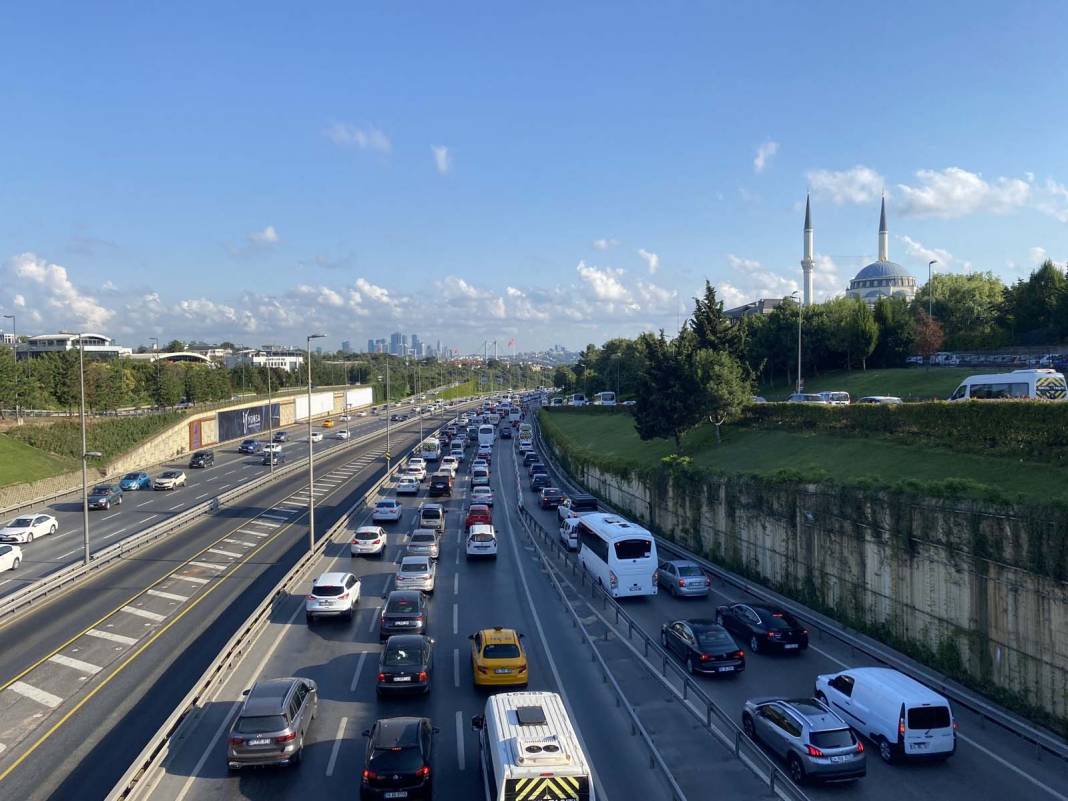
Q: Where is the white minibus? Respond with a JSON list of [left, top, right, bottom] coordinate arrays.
[[948, 369, 1067, 401], [592, 391, 616, 406], [576, 513, 658, 598], [478, 424, 496, 447]]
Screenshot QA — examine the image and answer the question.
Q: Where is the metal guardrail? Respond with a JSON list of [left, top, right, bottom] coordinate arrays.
[[529, 412, 1068, 766], [511, 455, 807, 801]]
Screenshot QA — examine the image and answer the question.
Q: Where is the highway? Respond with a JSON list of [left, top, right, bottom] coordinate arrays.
[[112, 427, 782, 801], [0, 404, 472, 801], [0, 404, 443, 599], [524, 417, 1068, 801]]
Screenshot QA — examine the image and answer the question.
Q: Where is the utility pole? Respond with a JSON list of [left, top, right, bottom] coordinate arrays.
[[3, 314, 19, 424], [306, 333, 325, 552]]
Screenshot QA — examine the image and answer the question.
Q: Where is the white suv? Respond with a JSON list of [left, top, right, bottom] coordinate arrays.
[[351, 526, 387, 557], [305, 572, 361, 622]]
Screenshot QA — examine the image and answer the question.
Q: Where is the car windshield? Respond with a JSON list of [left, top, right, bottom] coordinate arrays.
[[91, 486, 110, 494], [693, 628, 735, 649], [614, 539, 652, 560], [234, 715, 287, 734], [384, 646, 423, 666], [483, 643, 520, 659], [314, 584, 344, 597], [908, 706, 951, 729], [400, 562, 428, 573], [355, 530, 380, 541], [765, 611, 799, 630], [369, 746, 423, 773], [377, 501, 395, 509], [122, 473, 140, 481], [421, 510, 441, 520], [470, 533, 495, 542], [677, 565, 703, 577], [9, 518, 34, 527], [161, 472, 179, 479], [411, 534, 435, 544], [386, 596, 420, 614], [811, 728, 856, 748]]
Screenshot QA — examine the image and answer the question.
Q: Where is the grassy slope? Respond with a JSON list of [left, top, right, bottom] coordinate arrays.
[[0, 435, 78, 489], [543, 411, 1068, 504], [439, 380, 478, 400], [760, 367, 974, 402]]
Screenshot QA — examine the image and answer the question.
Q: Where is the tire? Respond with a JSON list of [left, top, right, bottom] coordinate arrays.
[[49, 524, 56, 535], [118, 495, 123, 504], [660, 631, 668, 648], [104, 502, 110, 511], [26, 533, 33, 543], [877, 736, 896, 764], [749, 635, 761, 653], [12, 558, 20, 570], [787, 754, 805, 785], [742, 714, 756, 741], [289, 747, 303, 766]]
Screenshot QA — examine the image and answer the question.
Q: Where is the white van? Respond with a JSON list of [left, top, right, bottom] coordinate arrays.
[[576, 513, 658, 598], [815, 667, 956, 763], [948, 369, 1067, 401], [478, 424, 496, 447], [559, 517, 580, 550]]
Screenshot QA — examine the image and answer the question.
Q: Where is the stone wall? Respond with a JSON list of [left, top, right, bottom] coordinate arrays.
[[556, 447, 1068, 727]]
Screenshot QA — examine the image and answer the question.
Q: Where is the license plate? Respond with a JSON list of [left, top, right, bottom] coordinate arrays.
[[384, 793, 408, 799], [494, 668, 512, 674], [912, 741, 927, 749], [393, 676, 412, 682], [248, 738, 270, 746], [394, 620, 411, 626], [784, 643, 799, 649], [830, 755, 849, 763], [716, 666, 734, 673]]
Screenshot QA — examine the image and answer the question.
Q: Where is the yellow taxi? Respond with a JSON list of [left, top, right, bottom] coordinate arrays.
[[470, 627, 528, 687], [321, 419, 335, 428]]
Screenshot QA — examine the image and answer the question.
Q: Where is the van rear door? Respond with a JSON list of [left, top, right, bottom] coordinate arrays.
[[904, 703, 955, 757]]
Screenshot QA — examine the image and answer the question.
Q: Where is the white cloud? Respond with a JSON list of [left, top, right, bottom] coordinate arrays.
[[637, 248, 659, 275], [1036, 178, 1068, 223], [592, 238, 618, 251], [576, 261, 632, 303], [3, 252, 114, 331], [636, 281, 673, 308], [431, 145, 451, 175], [897, 234, 972, 272], [248, 225, 279, 246], [895, 167, 1030, 218], [724, 253, 800, 303], [753, 140, 779, 173], [325, 123, 392, 153], [1030, 246, 1048, 264], [807, 165, 884, 204], [354, 277, 395, 307]]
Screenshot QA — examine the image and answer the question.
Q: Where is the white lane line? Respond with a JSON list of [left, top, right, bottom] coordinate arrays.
[[452, 603, 458, 635], [168, 503, 184, 511], [260, 513, 291, 521], [454, 573, 459, 595], [139, 514, 159, 523], [222, 469, 236, 476], [189, 560, 226, 571], [455, 710, 465, 770], [49, 653, 103, 674], [86, 628, 138, 646], [252, 520, 280, 528], [101, 512, 121, 521], [238, 529, 269, 538], [121, 605, 166, 622], [219, 484, 232, 489], [325, 716, 349, 777], [225, 539, 258, 548], [195, 492, 210, 499], [57, 549, 80, 560], [203, 476, 219, 482], [367, 607, 381, 633], [280, 500, 305, 507], [207, 548, 242, 558], [453, 648, 460, 688], [136, 499, 154, 507], [147, 588, 188, 602], [0, 580, 12, 589], [172, 574, 210, 585], [349, 652, 369, 693], [8, 681, 63, 709]]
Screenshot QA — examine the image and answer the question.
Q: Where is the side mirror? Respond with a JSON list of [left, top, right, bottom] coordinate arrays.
[[467, 634, 474, 640], [241, 688, 251, 696], [470, 715, 484, 731], [361, 729, 371, 737], [518, 633, 526, 639]]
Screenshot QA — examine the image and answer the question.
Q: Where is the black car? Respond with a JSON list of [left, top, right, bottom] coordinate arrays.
[[428, 474, 452, 497], [379, 591, 429, 641], [88, 484, 123, 510], [539, 487, 563, 509], [272, 431, 288, 443], [238, 439, 263, 454], [262, 451, 287, 466], [360, 717, 436, 800], [660, 619, 745, 675], [530, 473, 551, 491], [528, 462, 547, 478], [715, 603, 809, 654], [377, 635, 434, 695], [522, 451, 539, 467], [500, 426, 512, 439], [188, 450, 214, 468]]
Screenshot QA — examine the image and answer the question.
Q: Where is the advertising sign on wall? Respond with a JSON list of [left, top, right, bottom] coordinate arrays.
[[345, 387, 373, 410], [294, 391, 335, 421], [216, 403, 281, 442]]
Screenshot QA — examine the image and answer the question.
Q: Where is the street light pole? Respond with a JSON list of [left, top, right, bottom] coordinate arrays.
[[928, 260, 938, 320], [266, 361, 274, 474], [61, 331, 102, 566], [306, 333, 325, 552], [791, 291, 802, 395], [385, 359, 392, 470], [149, 336, 160, 407], [3, 314, 18, 424]]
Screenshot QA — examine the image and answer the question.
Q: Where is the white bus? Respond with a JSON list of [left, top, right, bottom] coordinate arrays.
[[478, 424, 496, 447], [419, 436, 442, 461], [948, 369, 1067, 401], [567, 393, 587, 407], [472, 691, 594, 801], [576, 513, 658, 598], [592, 391, 616, 406]]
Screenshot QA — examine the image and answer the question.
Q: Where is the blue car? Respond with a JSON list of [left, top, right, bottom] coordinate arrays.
[[119, 471, 152, 491]]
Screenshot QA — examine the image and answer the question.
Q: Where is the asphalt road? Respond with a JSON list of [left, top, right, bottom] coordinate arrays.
[[0, 404, 450, 598], [522, 416, 1068, 801], [0, 404, 477, 801]]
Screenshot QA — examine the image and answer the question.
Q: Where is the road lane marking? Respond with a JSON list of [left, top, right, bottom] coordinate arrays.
[[188, 561, 226, 571], [238, 529, 269, 537], [453, 648, 460, 688], [9, 682, 62, 709], [172, 575, 210, 585], [168, 503, 184, 511], [280, 501, 304, 507], [349, 652, 368, 693], [48, 654, 102, 675], [86, 629, 138, 646], [195, 493, 210, 500], [121, 606, 166, 622], [101, 512, 121, 521], [455, 710, 465, 770], [454, 573, 459, 595], [452, 603, 458, 635], [56, 549, 80, 560], [367, 607, 380, 632], [325, 716, 348, 777], [252, 521, 280, 528], [136, 500, 154, 507], [147, 589, 188, 602], [260, 513, 291, 521], [207, 548, 242, 559], [224, 539, 258, 548]]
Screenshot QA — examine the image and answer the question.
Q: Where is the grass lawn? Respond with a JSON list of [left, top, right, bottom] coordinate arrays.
[[0, 434, 78, 489], [760, 367, 974, 402], [542, 410, 1068, 504], [439, 380, 478, 400]]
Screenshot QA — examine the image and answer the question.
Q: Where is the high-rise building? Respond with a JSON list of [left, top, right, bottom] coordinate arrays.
[[389, 332, 404, 356], [367, 338, 375, 353], [411, 335, 422, 358], [341, 340, 352, 354]]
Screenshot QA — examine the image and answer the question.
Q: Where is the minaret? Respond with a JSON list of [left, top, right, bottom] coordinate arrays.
[[801, 194, 814, 306], [878, 194, 889, 262]]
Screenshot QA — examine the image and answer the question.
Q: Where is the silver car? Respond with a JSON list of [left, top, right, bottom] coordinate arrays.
[[395, 555, 436, 593], [227, 677, 318, 769], [658, 559, 711, 597], [742, 697, 866, 784], [406, 529, 440, 559]]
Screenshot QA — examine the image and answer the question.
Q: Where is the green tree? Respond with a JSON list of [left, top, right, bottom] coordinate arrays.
[[870, 296, 915, 368], [693, 349, 751, 444], [690, 280, 740, 356], [552, 366, 575, 393], [1002, 260, 1068, 344], [914, 271, 1006, 349], [826, 297, 879, 369], [157, 362, 184, 406], [164, 339, 187, 353], [633, 331, 700, 453]]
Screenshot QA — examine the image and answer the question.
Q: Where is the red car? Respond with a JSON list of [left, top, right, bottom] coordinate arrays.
[[465, 504, 493, 530]]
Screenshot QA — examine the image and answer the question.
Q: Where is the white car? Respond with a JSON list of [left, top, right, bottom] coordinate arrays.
[[439, 456, 459, 478], [395, 556, 436, 593], [357, 410, 368, 417], [262, 442, 283, 454], [469, 485, 494, 506], [339, 414, 352, 421], [372, 499, 403, 522], [153, 470, 187, 490], [305, 571, 361, 622], [351, 526, 387, 556], [407, 458, 427, 480], [310, 431, 324, 443], [472, 467, 490, 486], [465, 524, 498, 559], [477, 444, 493, 460], [396, 476, 420, 495], [0, 543, 23, 571], [470, 458, 489, 473], [0, 513, 58, 544], [336, 429, 351, 440]]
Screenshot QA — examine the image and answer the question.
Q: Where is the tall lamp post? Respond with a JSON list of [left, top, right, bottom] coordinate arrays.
[[306, 333, 326, 552], [928, 260, 938, 319], [3, 314, 18, 424], [383, 359, 392, 470], [61, 331, 103, 565], [791, 291, 802, 395], [149, 336, 161, 407], [266, 359, 274, 474]]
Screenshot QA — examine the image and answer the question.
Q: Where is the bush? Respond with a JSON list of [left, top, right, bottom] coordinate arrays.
[[9, 412, 186, 463]]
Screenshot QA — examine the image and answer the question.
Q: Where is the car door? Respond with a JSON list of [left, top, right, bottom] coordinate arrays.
[[471, 632, 482, 667], [760, 705, 790, 758], [824, 674, 859, 727], [665, 622, 685, 657], [678, 623, 697, 659], [721, 605, 742, 636], [659, 563, 675, 590], [345, 575, 359, 608], [32, 516, 47, 536], [0, 546, 12, 571]]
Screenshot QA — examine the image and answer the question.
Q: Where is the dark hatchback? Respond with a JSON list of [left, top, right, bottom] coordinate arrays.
[[238, 439, 263, 454], [88, 484, 123, 510], [360, 717, 436, 800], [377, 635, 433, 695], [539, 487, 563, 509], [715, 603, 809, 654], [188, 450, 214, 468], [428, 473, 452, 497], [379, 591, 429, 641], [272, 431, 288, 443], [661, 619, 745, 675], [530, 473, 551, 491]]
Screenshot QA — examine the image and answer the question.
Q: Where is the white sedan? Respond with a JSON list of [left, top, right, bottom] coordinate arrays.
[[0, 513, 58, 544], [438, 456, 459, 478], [0, 544, 22, 571], [371, 499, 403, 522], [339, 414, 352, 421], [336, 429, 351, 440], [310, 431, 324, 443], [351, 526, 387, 556], [396, 476, 420, 495]]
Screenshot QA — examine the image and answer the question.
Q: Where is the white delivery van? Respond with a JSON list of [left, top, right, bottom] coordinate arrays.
[[559, 517, 581, 550], [815, 667, 956, 763], [948, 369, 1067, 401]]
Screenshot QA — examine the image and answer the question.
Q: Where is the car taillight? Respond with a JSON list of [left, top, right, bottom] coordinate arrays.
[[377, 672, 386, 682], [305, 594, 316, 600], [856, 740, 865, 753], [767, 631, 780, 638], [275, 732, 297, 744], [362, 769, 377, 781], [735, 650, 745, 658], [699, 654, 712, 662], [416, 766, 431, 778], [805, 744, 824, 757], [952, 719, 959, 732], [898, 714, 906, 737], [518, 664, 527, 673], [338, 593, 349, 601], [609, 570, 618, 588], [228, 737, 243, 746], [652, 569, 658, 584], [418, 671, 428, 681]]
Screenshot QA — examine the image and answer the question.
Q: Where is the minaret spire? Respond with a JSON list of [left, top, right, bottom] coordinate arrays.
[[878, 194, 889, 262], [801, 193, 814, 306]]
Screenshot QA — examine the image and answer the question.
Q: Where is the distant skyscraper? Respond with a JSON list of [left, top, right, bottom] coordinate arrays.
[[375, 338, 386, 353], [341, 340, 352, 354], [411, 335, 422, 357], [389, 332, 404, 356], [367, 338, 375, 353]]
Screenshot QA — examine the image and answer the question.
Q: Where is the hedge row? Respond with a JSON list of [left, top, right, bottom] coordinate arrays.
[[8, 412, 186, 463]]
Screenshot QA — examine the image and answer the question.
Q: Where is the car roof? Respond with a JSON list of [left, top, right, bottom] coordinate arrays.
[[478, 626, 519, 644], [356, 525, 382, 533], [242, 677, 299, 715], [387, 590, 422, 602], [410, 531, 436, 540], [778, 698, 848, 729], [469, 524, 495, 535], [314, 572, 353, 586], [837, 667, 950, 704], [421, 503, 443, 510], [384, 634, 429, 649], [372, 716, 427, 747]]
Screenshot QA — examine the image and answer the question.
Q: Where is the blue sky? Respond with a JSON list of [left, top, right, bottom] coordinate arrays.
[[2, 1, 1067, 351]]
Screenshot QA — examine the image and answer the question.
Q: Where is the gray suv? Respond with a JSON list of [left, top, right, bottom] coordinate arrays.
[[227, 677, 318, 769], [742, 697, 866, 784]]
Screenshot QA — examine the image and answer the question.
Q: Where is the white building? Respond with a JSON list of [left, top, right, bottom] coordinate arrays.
[[16, 333, 132, 360], [224, 348, 305, 372]]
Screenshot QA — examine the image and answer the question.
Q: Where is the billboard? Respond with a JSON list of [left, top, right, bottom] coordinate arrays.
[[345, 386, 373, 410], [217, 403, 281, 442], [294, 391, 335, 421]]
